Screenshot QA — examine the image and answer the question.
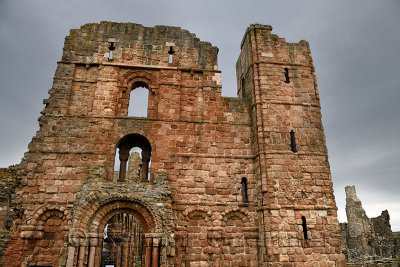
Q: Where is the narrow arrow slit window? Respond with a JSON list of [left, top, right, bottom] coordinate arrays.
[[168, 46, 175, 63], [108, 42, 115, 60], [284, 67, 290, 83]]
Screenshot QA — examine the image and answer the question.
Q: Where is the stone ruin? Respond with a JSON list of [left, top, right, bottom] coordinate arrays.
[[340, 186, 400, 266], [113, 152, 144, 182], [0, 22, 347, 266]]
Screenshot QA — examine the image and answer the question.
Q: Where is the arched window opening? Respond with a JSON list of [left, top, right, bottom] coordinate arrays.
[[301, 216, 308, 240], [290, 130, 297, 153], [101, 212, 143, 267], [128, 86, 149, 117], [284, 67, 290, 83], [241, 177, 248, 202], [114, 134, 152, 183]]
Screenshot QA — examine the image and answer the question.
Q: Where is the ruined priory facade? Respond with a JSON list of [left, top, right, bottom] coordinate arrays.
[[0, 22, 346, 266]]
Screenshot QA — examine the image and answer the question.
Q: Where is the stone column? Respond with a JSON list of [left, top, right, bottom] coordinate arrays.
[[122, 236, 129, 267], [94, 243, 103, 267], [141, 150, 150, 182], [118, 151, 129, 182], [66, 231, 81, 267], [66, 246, 76, 267], [88, 235, 98, 267], [144, 237, 153, 267], [152, 237, 161, 267], [77, 244, 87, 267]]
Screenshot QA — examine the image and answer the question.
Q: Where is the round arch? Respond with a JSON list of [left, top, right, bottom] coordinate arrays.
[[116, 133, 152, 153], [131, 80, 149, 91], [119, 70, 160, 94], [91, 203, 155, 236], [77, 200, 158, 267], [84, 200, 158, 235], [221, 207, 256, 227]]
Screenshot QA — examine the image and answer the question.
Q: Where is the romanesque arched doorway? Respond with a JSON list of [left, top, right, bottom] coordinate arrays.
[[94, 204, 160, 267], [67, 200, 163, 267], [101, 212, 143, 267]]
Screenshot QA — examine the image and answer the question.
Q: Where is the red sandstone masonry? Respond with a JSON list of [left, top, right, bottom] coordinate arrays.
[[0, 22, 345, 266], [236, 24, 346, 266]]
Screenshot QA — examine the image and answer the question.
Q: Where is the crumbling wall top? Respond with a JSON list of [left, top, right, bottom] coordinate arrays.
[[240, 24, 310, 51], [62, 21, 219, 70], [345, 185, 361, 202]]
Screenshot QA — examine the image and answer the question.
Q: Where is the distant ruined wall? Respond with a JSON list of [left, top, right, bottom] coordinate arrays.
[[0, 166, 18, 260], [340, 185, 400, 266], [342, 186, 375, 260], [371, 210, 398, 259]]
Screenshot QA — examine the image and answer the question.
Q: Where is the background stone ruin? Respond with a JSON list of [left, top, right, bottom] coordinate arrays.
[[340, 185, 400, 266]]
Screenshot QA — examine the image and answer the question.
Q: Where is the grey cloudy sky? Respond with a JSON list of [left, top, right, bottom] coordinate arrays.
[[0, 0, 399, 229]]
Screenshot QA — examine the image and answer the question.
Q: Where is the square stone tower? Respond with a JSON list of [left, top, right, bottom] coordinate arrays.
[[0, 22, 346, 266], [236, 24, 345, 265]]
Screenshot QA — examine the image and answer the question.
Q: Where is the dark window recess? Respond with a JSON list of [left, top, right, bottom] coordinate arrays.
[[241, 77, 245, 97], [301, 216, 308, 240], [241, 177, 248, 202], [284, 68, 290, 83], [168, 46, 175, 63], [43, 232, 55, 240], [108, 42, 115, 60], [290, 130, 297, 153]]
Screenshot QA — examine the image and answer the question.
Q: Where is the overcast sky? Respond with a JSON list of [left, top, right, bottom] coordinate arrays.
[[0, 0, 399, 230]]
